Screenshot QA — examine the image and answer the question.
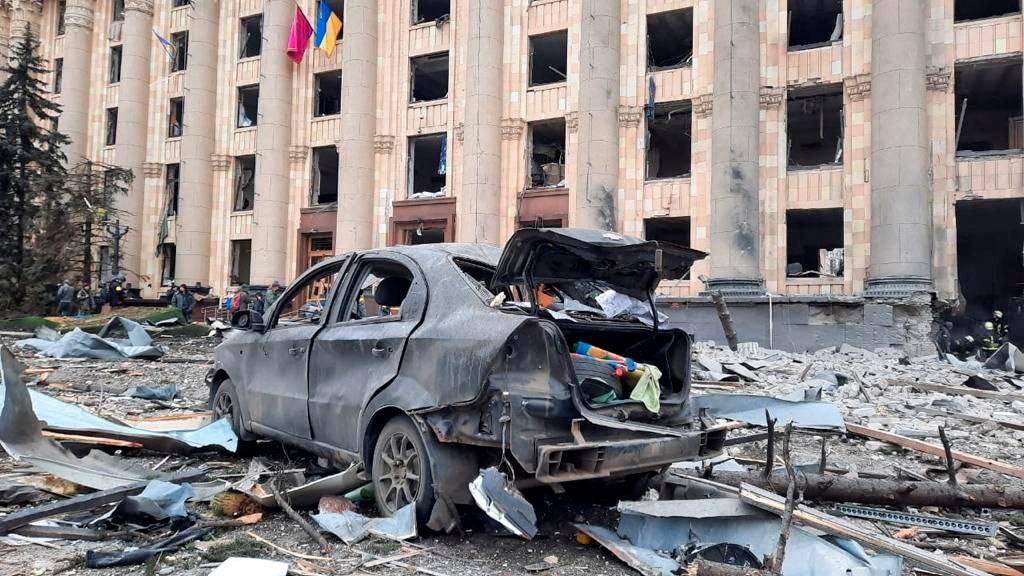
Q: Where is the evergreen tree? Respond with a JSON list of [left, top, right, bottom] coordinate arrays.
[[0, 27, 68, 313]]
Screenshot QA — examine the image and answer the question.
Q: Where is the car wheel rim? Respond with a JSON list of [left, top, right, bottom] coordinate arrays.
[[378, 432, 421, 514], [214, 392, 233, 421]]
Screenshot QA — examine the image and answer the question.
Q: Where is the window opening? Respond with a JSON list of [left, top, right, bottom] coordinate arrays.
[[237, 85, 260, 128], [311, 146, 339, 205], [314, 71, 342, 116], [239, 15, 262, 58], [341, 262, 414, 322], [57, 0, 66, 34], [410, 53, 449, 102], [159, 244, 176, 286], [646, 101, 692, 179], [113, 0, 125, 21], [527, 119, 566, 188], [168, 97, 184, 138], [53, 58, 63, 94], [165, 163, 180, 217], [646, 9, 693, 71], [105, 108, 118, 146], [955, 0, 1020, 22], [170, 31, 189, 72], [109, 46, 122, 84], [788, 0, 843, 50], [413, 0, 449, 24], [233, 155, 256, 211], [955, 57, 1024, 155], [274, 264, 339, 326], [644, 216, 691, 248], [529, 31, 568, 86], [785, 208, 844, 277], [229, 239, 252, 286], [787, 85, 844, 169], [407, 133, 447, 197]]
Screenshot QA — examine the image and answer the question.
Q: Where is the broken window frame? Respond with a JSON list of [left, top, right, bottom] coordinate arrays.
[[237, 84, 260, 128], [112, 0, 125, 22], [645, 101, 693, 181], [527, 118, 567, 189], [53, 58, 63, 94], [57, 0, 67, 35], [167, 97, 184, 138], [105, 108, 118, 147], [310, 146, 339, 206], [407, 133, 448, 198], [233, 155, 256, 212], [239, 15, 263, 59], [409, 52, 450, 103], [159, 243, 176, 286], [108, 45, 122, 84], [643, 216, 692, 248], [646, 8, 694, 72], [230, 239, 252, 286], [170, 31, 189, 73], [314, 70, 343, 117], [786, 84, 845, 170], [172, 0, 191, 7], [785, 208, 845, 278], [787, 0, 844, 51], [165, 163, 180, 217], [412, 0, 450, 25], [954, 0, 1021, 22], [954, 56, 1024, 156], [529, 30, 569, 87]]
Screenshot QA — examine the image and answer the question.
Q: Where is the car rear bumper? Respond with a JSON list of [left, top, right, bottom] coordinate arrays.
[[533, 425, 728, 483]]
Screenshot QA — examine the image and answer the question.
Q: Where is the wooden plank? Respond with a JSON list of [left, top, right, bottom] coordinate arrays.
[[846, 423, 1024, 480], [917, 407, 1024, 432], [895, 380, 1024, 403], [0, 468, 205, 535], [951, 556, 1024, 576], [737, 483, 989, 576], [41, 431, 144, 448]]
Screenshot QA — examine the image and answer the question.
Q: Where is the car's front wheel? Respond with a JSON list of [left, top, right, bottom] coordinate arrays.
[[372, 417, 435, 524], [211, 379, 246, 439]]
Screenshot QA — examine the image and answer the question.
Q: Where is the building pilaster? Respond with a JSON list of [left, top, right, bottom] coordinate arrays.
[[60, 0, 92, 166], [175, 0, 218, 287], [455, 0, 503, 244], [250, 0, 294, 284], [573, 1, 621, 231], [865, 0, 933, 297], [336, 0, 377, 253], [707, 0, 763, 296], [114, 0, 154, 284]]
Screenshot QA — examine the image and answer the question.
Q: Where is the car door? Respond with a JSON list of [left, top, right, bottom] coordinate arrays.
[[307, 252, 426, 452], [241, 259, 346, 439]]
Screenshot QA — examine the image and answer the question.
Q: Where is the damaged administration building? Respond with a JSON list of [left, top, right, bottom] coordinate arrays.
[[22, 0, 1024, 350]]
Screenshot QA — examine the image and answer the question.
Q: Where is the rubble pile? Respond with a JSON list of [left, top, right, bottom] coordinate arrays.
[[2, 330, 1024, 575]]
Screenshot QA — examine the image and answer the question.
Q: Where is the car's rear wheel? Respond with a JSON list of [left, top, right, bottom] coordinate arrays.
[[372, 417, 435, 524]]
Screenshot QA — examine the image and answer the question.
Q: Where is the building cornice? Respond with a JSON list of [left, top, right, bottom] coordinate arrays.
[[288, 146, 307, 161], [617, 105, 643, 127], [210, 154, 231, 171], [142, 162, 163, 178], [500, 118, 524, 140], [374, 134, 394, 154], [124, 0, 154, 16], [759, 86, 784, 109], [693, 94, 713, 118], [926, 67, 952, 92], [844, 73, 871, 101], [64, 0, 93, 29]]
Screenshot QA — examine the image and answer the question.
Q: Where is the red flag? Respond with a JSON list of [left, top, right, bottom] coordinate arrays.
[[287, 6, 314, 63]]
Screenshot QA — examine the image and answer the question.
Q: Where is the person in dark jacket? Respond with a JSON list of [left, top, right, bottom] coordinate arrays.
[[56, 280, 74, 316], [171, 284, 193, 323]]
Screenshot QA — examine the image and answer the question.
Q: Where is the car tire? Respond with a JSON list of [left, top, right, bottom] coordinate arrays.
[[372, 417, 436, 525], [210, 379, 249, 441]]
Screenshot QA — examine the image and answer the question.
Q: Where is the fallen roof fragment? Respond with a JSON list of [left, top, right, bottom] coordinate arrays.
[[687, 393, 845, 431], [575, 523, 679, 576], [984, 342, 1024, 373], [312, 503, 417, 544], [469, 467, 538, 539], [15, 316, 164, 360]]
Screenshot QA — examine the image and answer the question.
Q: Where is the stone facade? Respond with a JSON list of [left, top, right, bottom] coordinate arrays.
[[8, 0, 1024, 305]]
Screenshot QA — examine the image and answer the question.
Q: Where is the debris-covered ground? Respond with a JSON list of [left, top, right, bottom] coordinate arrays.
[[3, 327, 1024, 576]]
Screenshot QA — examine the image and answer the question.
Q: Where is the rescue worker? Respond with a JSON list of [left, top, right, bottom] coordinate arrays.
[[979, 322, 1000, 359], [950, 335, 978, 361], [992, 310, 1010, 343]]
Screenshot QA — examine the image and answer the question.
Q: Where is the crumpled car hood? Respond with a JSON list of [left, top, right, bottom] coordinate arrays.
[[491, 228, 707, 298]]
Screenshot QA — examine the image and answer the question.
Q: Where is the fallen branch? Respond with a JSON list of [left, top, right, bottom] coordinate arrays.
[[246, 531, 331, 562], [270, 482, 331, 553], [938, 427, 958, 487], [667, 470, 1024, 509], [768, 423, 796, 575], [847, 424, 1024, 480]]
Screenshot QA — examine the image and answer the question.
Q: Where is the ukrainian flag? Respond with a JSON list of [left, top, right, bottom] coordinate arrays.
[[314, 0, 342, 57]]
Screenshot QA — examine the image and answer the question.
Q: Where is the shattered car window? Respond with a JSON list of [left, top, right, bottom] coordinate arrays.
[[517, 280, 666, 326], [341, 262, 414, 322], [275, 269, 338, 326]]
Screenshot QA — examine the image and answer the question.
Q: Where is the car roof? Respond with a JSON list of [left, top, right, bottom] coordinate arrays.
[[307, 243, 501, 272]]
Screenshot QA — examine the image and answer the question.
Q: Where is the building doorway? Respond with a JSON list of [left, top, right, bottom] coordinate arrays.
[[956, 199, 1024, 322]]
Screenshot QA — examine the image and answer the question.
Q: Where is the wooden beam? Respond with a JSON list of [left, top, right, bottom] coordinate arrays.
[[737, 483, 989, 576], [894, 380, 1024, 404], [846, 424, 1024, 480]]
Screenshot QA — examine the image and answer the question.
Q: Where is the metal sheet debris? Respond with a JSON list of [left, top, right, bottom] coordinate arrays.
[[233, 459, 362, 508], [15, 317, 165, 360], [575, 523, 679, 576], [984, 343, 1024, 373], [687, 393, 846, 431], [312, 503, 417, 545], [832, 504, 998, 537], [468, 467, 538, 539]]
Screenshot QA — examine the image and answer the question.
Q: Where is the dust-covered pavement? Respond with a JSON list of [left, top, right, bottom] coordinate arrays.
[[3, 331, 1024, 576]]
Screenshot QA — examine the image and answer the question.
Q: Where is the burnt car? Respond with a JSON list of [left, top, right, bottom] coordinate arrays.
[[207, 228, 728, 527]]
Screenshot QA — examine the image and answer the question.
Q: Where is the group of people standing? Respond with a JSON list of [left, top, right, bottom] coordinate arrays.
[[937, 310, 1011, 361], [228, 281, 284, 315]]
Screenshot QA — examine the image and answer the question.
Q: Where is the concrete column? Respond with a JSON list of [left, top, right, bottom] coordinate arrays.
[[573, 0, 620, 231], [59, 0, 92, 166], [175, 0, 218, 287], [250, 0, 293, 284], [9, 0, 41, 51], [335, 0, 377, 253], [456, 0, 502, 244], [707, 0, 763, 295], [114, 0, 153, 284], [865, 0, 932, 296]]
